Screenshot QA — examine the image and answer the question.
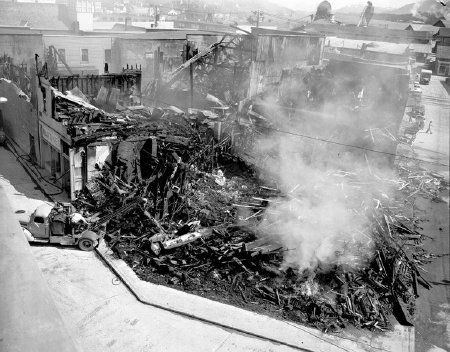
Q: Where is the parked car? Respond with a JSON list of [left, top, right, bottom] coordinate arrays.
[[411, 85, 422, 95], [419, 69, 432, 85]]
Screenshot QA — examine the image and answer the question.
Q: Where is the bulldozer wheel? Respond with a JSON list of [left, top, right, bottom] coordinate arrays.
[[78, 238, 95, 251]]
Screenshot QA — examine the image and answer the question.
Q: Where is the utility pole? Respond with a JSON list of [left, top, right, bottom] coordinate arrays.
[[154, 5, 158, 28], [253, 10, 263, 28]]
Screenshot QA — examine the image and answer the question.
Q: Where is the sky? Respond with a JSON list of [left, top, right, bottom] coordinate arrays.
[[272, 0, 420, 12]]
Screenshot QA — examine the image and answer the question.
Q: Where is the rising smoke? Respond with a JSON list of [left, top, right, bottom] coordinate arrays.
[[411, 0, 450, 20], [246, 67, 399, 273]]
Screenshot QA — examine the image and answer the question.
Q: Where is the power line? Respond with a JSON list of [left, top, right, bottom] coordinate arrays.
[[145, 96, 447, 167], [263, 126, 450, 167]]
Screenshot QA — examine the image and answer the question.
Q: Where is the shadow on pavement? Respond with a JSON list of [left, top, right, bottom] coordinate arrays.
[[0, 146, 51, 202], [440, 80, 450, 97]]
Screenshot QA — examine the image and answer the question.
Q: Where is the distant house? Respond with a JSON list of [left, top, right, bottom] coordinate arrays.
[[405, 24, 439, 35], [435, 27, 450, 76], [432, 20, 450, 28], [403, 24, 436, 61]]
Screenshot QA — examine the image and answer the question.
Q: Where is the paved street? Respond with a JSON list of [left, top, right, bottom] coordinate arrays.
[[0, 146, 301, 352], [415, 76, 450, 180], [412, 76, 450, 352], [30, 245, 299, 352]]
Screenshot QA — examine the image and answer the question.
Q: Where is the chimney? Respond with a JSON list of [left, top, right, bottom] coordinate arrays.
[[72, 21, 80, 34]]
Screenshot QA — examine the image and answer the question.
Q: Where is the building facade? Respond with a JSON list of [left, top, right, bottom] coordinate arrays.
[[435, 28, 450, 76], [43, 34, 113, 75]]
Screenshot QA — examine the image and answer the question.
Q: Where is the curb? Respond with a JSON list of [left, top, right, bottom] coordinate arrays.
[[95, 242, 414, 352]]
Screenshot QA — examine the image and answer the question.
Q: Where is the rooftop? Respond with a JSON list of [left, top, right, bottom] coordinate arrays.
[[333, 14, 409, 30], [326, 36, 410, 55], [113, 30, 228, 40], [305, 23, 433, 42], [437, 27, 450, 37], [433, 19, 450, 28], [408, 42, 432, 54], [405, 24, 439, 34], [0, 26, 43, 36]]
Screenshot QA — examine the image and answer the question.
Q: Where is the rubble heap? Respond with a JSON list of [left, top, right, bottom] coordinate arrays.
[[71, 107, 445, 333]]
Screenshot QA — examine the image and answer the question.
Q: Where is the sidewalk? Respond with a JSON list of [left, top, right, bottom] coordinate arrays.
[[5, 137, 70, 204], [0, 187, 81, 352], [409, 76, 450, 352]]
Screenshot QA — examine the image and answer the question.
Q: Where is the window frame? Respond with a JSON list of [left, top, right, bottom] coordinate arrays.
[[104, 49, 112, 63], [81, 48, 89, 63], [57, 48, 66, 63]]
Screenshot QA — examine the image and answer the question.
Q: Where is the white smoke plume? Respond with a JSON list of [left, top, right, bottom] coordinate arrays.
[[244, 72, 398, 272], [253, 133, 380, 271], [411, 1, 421, 17], [411, 0, 450, 19]]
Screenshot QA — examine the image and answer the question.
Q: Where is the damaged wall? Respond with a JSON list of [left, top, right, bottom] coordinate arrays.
[[0, 78, 40, 162], [0, 29, 44, 69], [248, 34, 325, 98], [111, 37, 184, 91], [111, 33, 228, 93]]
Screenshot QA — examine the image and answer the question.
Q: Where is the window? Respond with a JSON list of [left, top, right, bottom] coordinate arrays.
[[51, 148, 61, 175], [34, 216, 45, 224], [57, 49, 66, 63], [41, 87, 46, 112], [104, 49, 111, 63], [29, 134, 36, 162], [61, 140, 70, 156], [81, 49, 89, 62]]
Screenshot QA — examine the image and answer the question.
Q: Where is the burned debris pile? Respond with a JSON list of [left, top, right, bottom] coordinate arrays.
[[67, 98, 443, 333]]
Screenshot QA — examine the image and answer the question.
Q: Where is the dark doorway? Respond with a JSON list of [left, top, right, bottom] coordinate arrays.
[[139, 138, 157, 179], [29, 134, 36, 163]]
